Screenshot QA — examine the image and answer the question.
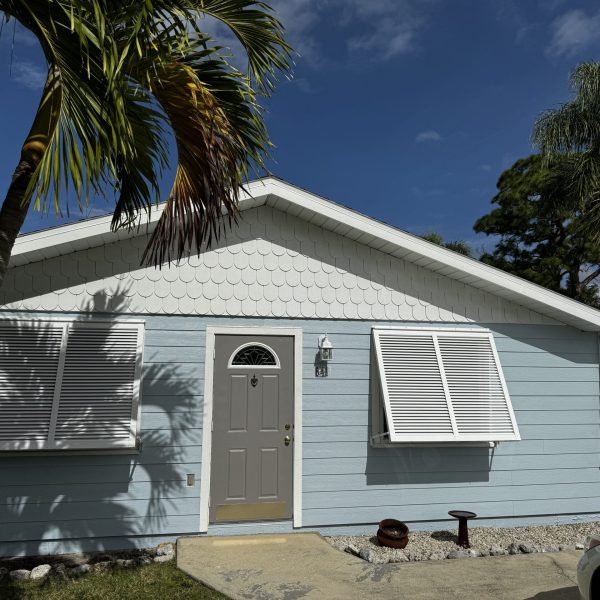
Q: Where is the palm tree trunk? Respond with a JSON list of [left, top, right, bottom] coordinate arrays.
[[0, 67, 61, 288]]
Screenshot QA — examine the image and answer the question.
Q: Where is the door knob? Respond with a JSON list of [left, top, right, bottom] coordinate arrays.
[[284, 435, 291, 446]]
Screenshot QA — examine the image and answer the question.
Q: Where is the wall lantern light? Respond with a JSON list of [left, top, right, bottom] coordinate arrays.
[[319, 334, 333, 362]]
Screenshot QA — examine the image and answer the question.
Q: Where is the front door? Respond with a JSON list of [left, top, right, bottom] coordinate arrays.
[[210, 335, 294, 523]]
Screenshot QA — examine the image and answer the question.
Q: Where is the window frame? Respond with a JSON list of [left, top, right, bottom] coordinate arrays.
[[371, 326, 520, 444], [0, 317, 145, 452], [227, 342, 281, 369]]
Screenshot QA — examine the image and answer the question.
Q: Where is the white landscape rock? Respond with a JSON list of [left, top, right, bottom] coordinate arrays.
[[69, 564, 91, 577], [359, 547, 389, 564], [115, 559, 136, 568], [388, 550, 409, 563], [9, 569, 31, 581], [156, 542, 175, 557], [344, 544, 361, 557], [153, 554, 174, 563], [507, 543, 521, 555], [30, 564, 52, 581]]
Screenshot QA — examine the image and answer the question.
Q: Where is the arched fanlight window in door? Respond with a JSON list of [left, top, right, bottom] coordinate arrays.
[[228, 342, 280, 368]]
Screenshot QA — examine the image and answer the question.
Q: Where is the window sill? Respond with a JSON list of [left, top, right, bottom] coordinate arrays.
[[370, 437, 497, 449]]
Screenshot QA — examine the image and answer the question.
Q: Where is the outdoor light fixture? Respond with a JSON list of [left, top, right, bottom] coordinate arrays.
[[318, 334, 333, 361], [315, 335, 333, 377]]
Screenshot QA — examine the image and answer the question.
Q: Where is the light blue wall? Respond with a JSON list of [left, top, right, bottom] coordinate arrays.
[[1, 312, 599, 556]]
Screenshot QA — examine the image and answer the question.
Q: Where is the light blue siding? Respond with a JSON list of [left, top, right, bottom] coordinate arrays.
[[0, 313, 599, 556]]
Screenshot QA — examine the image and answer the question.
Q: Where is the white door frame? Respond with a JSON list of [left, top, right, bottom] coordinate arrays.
[[199, 326, 303, 532]]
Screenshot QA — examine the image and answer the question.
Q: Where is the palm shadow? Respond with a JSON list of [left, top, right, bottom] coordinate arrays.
[[0, 286, 199, 558]]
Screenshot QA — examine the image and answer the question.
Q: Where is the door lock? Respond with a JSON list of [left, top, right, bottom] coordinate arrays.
[[285, 423, 291, 430], [284, 435, 291, 446]]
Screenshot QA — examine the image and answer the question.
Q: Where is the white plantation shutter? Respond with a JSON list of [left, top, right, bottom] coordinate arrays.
[[373, 328, 520, 442], [0, 320, 144, 451]]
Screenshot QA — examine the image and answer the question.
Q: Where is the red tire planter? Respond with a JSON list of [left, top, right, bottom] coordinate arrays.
[[376, 519, 409, 549]]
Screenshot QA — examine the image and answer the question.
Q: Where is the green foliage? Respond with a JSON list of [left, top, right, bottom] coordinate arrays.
[[0, 561, 227, 600], [421, 231, 473, 257], [533, 62, 600, 236], [0, 0, 292, 265], [474, 155, 600, 307]]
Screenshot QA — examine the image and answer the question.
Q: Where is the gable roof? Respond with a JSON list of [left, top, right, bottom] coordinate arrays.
[[10, 176, 600, 331]]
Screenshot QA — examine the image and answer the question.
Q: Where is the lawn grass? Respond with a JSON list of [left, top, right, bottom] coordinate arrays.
[[0, 561, 229, 600]]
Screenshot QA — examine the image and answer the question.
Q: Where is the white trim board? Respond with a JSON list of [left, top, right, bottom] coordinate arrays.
[[9, 176, 600, 331], [199, 326, 303, 533]]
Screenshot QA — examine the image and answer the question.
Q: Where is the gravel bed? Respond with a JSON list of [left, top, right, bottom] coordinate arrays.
[[326, 522, 600, 563]]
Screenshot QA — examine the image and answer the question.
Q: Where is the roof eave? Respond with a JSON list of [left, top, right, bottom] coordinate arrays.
[[9, 177, 600, 331]]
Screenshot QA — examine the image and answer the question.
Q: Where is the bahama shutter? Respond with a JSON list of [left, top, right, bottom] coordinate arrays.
[[53, 322, 144, 449], [0, 319, 144, 451], [372, 328, 520, 442], [0, 321, 65, 450]]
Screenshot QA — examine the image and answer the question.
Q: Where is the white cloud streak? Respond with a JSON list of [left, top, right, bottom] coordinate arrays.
[[12, 60, 46, 90], [269, 0, 430, 65], [415, 130, 442, 143], [547, 9, 600, 57]]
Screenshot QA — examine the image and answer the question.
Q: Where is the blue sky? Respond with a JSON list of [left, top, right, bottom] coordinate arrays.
[[2, 0, 600, 252]]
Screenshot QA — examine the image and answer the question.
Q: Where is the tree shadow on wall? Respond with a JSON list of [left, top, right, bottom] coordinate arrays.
[[365, 345, 492, 490], [0, 288, 199, 557]]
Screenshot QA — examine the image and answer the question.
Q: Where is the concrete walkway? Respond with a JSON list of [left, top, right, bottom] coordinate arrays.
[[177, 533, 581, 600]]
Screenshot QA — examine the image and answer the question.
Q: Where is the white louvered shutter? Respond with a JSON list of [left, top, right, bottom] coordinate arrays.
[[373, 328, 520, 442], [376, 333, 454, 438], [437, 335, 516, 439], [53, 323, 143, 449], [0, 321, 65, 450], [0, 319, 143, 451]]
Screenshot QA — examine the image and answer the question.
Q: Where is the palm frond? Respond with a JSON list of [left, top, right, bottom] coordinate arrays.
[[533, 62, 600, 236], [140, 56, 245, 265], [0, 0, 293, 269], [175, 0, 292, 94]]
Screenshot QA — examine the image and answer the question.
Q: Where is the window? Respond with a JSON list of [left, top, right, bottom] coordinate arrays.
[[0, 319, 144, 451], [371, 328, 520, 443], [228, 343, 280, 368]]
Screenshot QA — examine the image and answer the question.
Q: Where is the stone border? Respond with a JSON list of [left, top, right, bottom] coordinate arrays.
[[344, 541, 584, 564], [0, 542, 175, 583]]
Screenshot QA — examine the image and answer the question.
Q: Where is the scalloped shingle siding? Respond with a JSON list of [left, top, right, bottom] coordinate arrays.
[[0, 205, 557, 324]]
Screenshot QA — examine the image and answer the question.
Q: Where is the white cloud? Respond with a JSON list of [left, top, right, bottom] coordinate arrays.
[[12, 60, 46, 90], [0, 22, 38, 47], [415, 130, 442, 143], [347, 22, 416, 59], [291, 77, 314, 94], [343, 0, 424, 59], [480, 164, 492, 172], [270, 0, 429, 64], [547, 9, 600, 56], [268, 0, 320, 65]]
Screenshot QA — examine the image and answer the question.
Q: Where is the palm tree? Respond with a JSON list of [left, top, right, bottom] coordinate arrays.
[[533, 62, 600, 233], [421, 231, 472, 257], [0, 1, 291, 287]]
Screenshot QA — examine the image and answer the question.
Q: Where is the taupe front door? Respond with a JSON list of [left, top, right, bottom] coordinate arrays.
[[210, 335, 294, 523]]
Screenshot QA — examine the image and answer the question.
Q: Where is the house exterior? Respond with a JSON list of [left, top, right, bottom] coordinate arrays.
[[1, 177, 600, 557]]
